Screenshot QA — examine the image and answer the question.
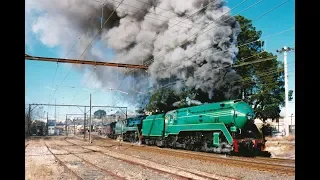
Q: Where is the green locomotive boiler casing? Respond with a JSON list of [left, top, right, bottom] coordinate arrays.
[[142, 99, 259, 152]]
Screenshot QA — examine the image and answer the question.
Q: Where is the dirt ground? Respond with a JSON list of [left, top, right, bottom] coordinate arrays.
[[25, 138, 77, 180], [25, 136, 294, 180], [265, 136, 295, 159]]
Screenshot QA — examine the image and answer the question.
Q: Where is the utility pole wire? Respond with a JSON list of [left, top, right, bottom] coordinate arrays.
[[91, 61, 294, 106], [155, 26, 293, 73]]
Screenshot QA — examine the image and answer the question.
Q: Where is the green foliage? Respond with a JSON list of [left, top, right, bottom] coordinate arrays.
[[93, 109, 106, 119], [288, 90, 293, 101], [146, 88, 212, 113], [135, 108, 145, 114], [146, 89, 178, 113], [25, 105, 45, 136], [260, 123, 272, 137], [30, 120, 46, 135], [233, 15, 292, 122]]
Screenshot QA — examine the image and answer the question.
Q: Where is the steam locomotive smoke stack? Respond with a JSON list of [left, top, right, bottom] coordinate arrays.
[[26, 0, 241, 104]]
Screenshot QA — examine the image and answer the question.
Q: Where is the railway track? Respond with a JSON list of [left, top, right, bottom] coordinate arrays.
[[42, 140, 83, 180], [44, 139, 125, 180], [74, 135, 295, 176], [102, 138, 295, 167], [255, 156, 295, 165], [52, 141, 189, 180], [145, 145, 295, 167], [63, 139, 233, 180], [93, 135, 295, 166], [49, 140, 126, 180]]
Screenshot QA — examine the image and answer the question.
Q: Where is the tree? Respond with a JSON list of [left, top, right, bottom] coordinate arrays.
[[25, 105, 44, 136], [233, 15, 293, 121], [288, 90, 293, 101], [146, 89, 178, 113], [146, 88, 207, 114], [94, 109, 106, 119], [135, 108, 145, 114]]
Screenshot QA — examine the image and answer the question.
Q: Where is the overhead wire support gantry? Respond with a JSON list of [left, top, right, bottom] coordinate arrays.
[[25, 54, 149, 70]]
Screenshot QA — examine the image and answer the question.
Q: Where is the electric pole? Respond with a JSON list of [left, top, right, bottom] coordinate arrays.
[[28, 104, 31, 136], [55, 99, 57, 121], [65, 115, 68, 137], [84, 106, 86, 140], [276, 46, 294, 136], [47, 112, 48, 136], [89, 94, 92, 143]]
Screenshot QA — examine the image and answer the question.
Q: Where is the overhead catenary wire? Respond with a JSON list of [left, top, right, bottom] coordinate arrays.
[[131, 0, 203, 16], [144, 60, 296, 94], [79, 68, 295, 115], [106, 0, 209, 25], [46, 61, 59, 114], [154, 64, 295, 93], [48, 0, 109, 105], [155, 26, 293, 72], [94, 0, 191, 26], [65, 0, 125, 115], [83, 45, 289, 106], [142, 0, 289, 67], [238, 27, 294, 48], [130, 0, 251, 68], [25, 93, 34, 104], [239, 51, 266, 62], [69, 67, 97, 104], [94, 0, 249, 64], [82, 59, 294, 106], [110, 68, 295, 109]]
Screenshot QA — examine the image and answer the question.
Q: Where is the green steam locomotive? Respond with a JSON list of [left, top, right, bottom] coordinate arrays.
[[142, 99, 266, 155], [106, 99, 267, 156]]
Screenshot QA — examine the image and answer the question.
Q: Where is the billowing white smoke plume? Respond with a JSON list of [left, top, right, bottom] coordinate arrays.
[[26, 0, 241, 107]]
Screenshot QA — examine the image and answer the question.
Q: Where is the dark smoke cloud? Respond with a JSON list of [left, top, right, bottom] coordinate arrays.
[[26, 0, 241, 108]]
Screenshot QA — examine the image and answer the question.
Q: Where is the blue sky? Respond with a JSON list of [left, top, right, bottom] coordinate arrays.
[[25, 0, 295, 121]]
